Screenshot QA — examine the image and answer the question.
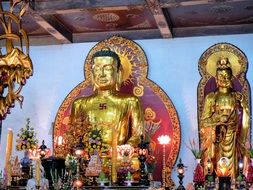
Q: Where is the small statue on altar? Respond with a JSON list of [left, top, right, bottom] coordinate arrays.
[[70, 47, 144, 183], [200, 57, 250, 179], [85, 153, 102, 177]]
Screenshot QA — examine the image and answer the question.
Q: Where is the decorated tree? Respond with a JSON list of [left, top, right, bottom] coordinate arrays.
[[64, 111, 91, 155], [16, 118, 38, 151]]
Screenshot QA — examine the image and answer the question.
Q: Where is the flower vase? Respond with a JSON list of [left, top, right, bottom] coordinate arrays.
[[98, 181, 105, 186], [124, 180, 132, 186], [193, 159, 205, 188], [196, 158, 201, 165], [20, 150, 31, 179], [246, 158, 253, 184], [20, 150, 31, 167]]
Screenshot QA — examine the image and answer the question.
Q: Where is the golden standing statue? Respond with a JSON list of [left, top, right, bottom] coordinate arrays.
[[200, 57, 250, 179], [70, 48, 144, 183]]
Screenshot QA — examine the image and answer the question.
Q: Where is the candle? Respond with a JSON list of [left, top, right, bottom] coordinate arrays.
[[7, 160, 11, 186], [57, 136, 63, 146], [5, 128, 13, 168], [111, 125, 118, 184], [35, 159, 41, 187]]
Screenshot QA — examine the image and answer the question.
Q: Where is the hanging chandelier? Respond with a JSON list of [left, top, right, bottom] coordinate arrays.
[[0, 0, 33, 120]]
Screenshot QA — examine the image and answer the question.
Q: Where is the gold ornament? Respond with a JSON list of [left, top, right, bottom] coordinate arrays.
[[198, 43, 250, 179], [0, 1, 33, 119]]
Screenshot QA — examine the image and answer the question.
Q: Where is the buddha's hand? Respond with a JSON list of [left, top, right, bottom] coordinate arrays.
[[209, 113, 226, 125], [213, 112, 234, 125]]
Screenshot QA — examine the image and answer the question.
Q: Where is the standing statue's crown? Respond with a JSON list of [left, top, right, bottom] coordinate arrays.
[[216, 57, 231, 69]]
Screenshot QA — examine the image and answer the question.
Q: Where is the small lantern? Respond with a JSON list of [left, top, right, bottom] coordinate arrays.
[[238, 160, 245, 189], [239, 160, 244, 172], [28, 148, 41, 160], [177, 158, 186, 190], [75, 139, 85, 157], [39, 140, 50, 158], [74, 179, 83, 189], [177, 166, 185, 175], [177, 158, 185, 175]]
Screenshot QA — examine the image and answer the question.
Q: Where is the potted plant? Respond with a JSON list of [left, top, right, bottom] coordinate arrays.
[[97, 171, 109, 186]]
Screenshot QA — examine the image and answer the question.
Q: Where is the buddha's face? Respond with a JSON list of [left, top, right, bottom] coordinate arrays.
[[216, 69, 232, 89], [92, 56, 118, 90]]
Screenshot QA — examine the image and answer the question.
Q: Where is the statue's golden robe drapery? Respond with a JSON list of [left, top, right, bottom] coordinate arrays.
[[70, 93, 144, 147]]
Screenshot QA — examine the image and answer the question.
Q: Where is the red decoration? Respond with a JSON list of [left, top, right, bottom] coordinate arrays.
[[246, 164, 253, 183], [193, 162, 205, 184]]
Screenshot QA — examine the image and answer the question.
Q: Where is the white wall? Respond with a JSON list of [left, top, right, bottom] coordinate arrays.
[[0, 33, 253, 185]]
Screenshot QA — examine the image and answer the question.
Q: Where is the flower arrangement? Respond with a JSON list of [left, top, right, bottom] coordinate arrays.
[[83, 128, 109, 155], [97, 171, 109, 184], [16, 118, 38, 151], [117, 144, 135, 159], [117, 165, 135, 185], [246, 164, 253, 183], [50, 168, 72, 190], [65, 154, 77, 173], [116, 151, 136, 185], [146, 155, 157, 173], [185, 138, 204, 159]]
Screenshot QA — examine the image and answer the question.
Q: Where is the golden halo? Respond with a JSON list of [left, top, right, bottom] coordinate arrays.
[[206, 51, 241, 77], [84, 36, 148, 84], [117, 52, 132, 82]]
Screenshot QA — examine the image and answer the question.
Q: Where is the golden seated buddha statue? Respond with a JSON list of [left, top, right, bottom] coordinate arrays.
[[69, 48, 144, 183]]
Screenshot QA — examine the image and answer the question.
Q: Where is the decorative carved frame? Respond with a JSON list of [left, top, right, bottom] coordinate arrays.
[[197, 42, 251, 148]]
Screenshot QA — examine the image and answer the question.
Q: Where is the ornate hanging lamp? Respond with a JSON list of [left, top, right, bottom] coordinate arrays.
[[0, 0, 33, 140]]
